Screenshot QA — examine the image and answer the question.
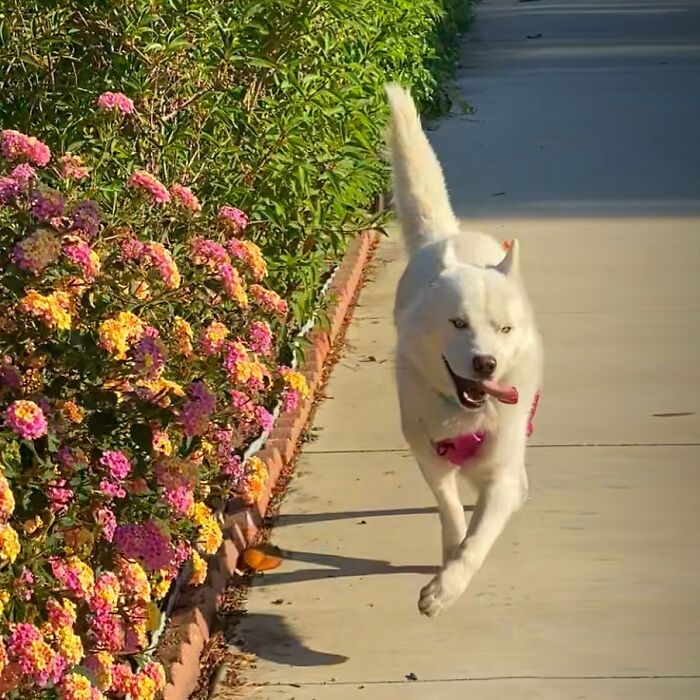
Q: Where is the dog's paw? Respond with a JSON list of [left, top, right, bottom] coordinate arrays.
[[418, 563, 469, 618]]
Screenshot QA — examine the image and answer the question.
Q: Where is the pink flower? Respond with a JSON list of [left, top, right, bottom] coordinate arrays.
[[0, 129, 51, 166], [0, 364, 22, 390], [133, 333, 168, 379], [0, 164, 36, 205], [11, 228, 61, 274], [169, 183, 201, 212], [248, 320, 273, 355], [59, 153, 89, 180], [57, 445, 79, 472], [95, 507, 117, 542], [179, 381, 216, 437], [254, 405, 274, 432], [31, 189, 65, 221], [11, 163, 36, 186], [218, 206, 249, 234], [49, 556, 94, 599], [99, 450, 132, 480], [46, 598, 77, 628], [191, 237, 229, 268], [119, 235, 147, 261], [0, 176, 19, 204], [18, 567, 34, 601], [5, 400, 48, 439], [99, 479, 126, 499], [62, 235, 101, 280], [128, 169, 171, 204], [221, 454, 244, 480], [199, 321, 229, 356], [250, 284, 288, 315], [144, 241, 180, 289], [218, 262, 248, 306], [47, 478, 73, 514], [68, 200, 101, 238], [89, 613, 126, 652], [227, 238, 268, 281], [90, 571, 120, 616], [114, 520, 175, 571], [230, 390, 254, 414], [96, 91, 134, 114], [222, 340, 249, 380], [142, 661, 166, 691], [283, 388, 300, 412], [8, 623, 65, 686], [163, 485, 194, 515]]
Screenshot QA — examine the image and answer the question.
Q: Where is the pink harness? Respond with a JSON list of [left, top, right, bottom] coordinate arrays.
[[434, 390, 541, 466]]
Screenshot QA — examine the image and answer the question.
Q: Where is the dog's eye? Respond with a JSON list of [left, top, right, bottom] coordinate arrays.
[[500, 325, 513, 334], [450, 318, 469, 330]]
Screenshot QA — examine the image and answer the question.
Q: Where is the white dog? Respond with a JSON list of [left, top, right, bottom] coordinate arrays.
[[385, 84, 543, 617]]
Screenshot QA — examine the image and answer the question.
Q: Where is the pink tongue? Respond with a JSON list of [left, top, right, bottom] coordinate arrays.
[[480, 380, 519, 405]]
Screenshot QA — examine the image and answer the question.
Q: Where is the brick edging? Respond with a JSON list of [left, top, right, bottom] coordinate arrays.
[[159, 229, 380, 700]]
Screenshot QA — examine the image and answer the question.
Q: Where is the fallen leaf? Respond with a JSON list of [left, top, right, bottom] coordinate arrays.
[[243, 544, 283, 571]]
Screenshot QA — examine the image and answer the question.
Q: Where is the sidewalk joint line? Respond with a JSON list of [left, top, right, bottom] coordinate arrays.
[[266, 674, 700, 687]]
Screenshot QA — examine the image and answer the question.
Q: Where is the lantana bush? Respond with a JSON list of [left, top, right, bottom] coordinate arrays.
[[0, 94, 308, 699]]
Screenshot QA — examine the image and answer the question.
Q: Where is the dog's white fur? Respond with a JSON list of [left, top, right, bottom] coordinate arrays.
[[385, 84, 543, 617]]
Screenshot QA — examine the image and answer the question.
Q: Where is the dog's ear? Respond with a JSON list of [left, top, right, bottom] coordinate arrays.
[[441, 240, 459, 269], [495, 238, 520, 277]]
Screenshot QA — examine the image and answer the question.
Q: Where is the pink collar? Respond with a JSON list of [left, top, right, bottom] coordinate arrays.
[[434, 390, 540, 466]]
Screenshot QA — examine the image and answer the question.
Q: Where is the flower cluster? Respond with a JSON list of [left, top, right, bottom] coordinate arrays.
[[96, 92, 135, 115], [0, 119, 300, 699]]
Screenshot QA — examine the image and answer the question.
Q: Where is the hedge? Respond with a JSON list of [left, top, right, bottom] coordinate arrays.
[[0, 1, 472, 698], [0, 0, 472, 330]]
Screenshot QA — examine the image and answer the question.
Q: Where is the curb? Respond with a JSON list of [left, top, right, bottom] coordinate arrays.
[[158, 229, 380, 700]]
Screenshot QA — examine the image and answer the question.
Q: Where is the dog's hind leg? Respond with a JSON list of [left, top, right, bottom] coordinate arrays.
[[418, 475, 522, 618], [418, 459, 467, 565]]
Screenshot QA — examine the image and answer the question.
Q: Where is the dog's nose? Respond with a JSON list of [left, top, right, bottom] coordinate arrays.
[[473, 354, 497, 377]]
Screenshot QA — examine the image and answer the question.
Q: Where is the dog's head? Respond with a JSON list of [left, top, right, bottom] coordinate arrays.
[[400, 242, 535, 410]]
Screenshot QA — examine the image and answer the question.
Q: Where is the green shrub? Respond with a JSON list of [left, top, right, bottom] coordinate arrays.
[[0, 0, 472, 332]]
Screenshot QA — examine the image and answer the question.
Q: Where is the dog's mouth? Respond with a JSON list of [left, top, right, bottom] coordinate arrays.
[[443, 358, 519, 410]]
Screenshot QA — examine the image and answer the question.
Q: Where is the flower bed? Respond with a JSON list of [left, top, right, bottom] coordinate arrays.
[[0, 96, 309, 699]]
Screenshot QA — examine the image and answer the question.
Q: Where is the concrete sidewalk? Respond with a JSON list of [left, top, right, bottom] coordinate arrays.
[[214, 1, 700, 697]]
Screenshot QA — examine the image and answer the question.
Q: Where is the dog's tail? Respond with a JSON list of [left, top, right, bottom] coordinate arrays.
[[384, 83, 460, 254]]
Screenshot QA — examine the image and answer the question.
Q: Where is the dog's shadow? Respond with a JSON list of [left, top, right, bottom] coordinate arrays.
[[255, 505, 475, 585], [228, 506, 475, 668]]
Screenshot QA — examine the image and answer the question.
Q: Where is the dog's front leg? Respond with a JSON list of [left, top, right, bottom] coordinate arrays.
[[418, 459, 466, 564], [418, 474, 522, 618]]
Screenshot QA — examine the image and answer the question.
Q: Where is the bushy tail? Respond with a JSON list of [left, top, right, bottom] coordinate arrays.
[[384, 83, 460, 254]]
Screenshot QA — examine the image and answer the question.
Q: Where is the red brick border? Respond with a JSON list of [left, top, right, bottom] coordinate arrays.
[[158, 229, 379, 700]]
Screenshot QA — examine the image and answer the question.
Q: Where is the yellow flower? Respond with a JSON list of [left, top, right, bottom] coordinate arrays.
[[146, 602, 161, 632], [59, 672, 93, 699], [60, 400, 84, 424], [19, 289, 72, 330], [98, 311, 143, 359], [131, 278, 152, 300], [0, 473, 15, 521], [281, 368, 309, 397], [130, 674, 157, 700], [190, 502, 223, 555], [0, 523, 20, 563], [190, 550, 208, 586], [54, 625, 84, 666], [151, 429, 172, 456], [151, 577, 171, 601], [173, 317, 194, 357], [243, 456, 268, 505], [0, 589, 9, 616], [241, 239, 268, 281]]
